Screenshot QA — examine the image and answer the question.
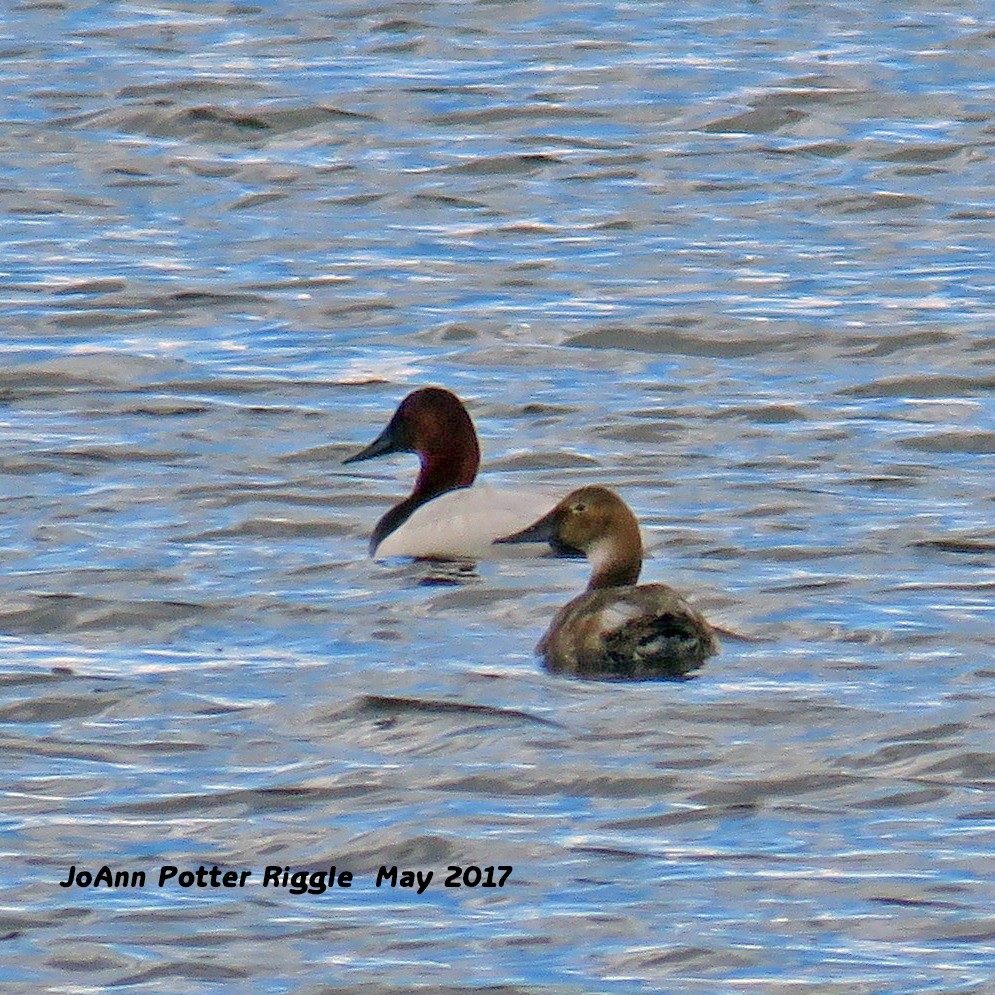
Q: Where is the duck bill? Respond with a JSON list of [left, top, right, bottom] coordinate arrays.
[[495, 507, 560, 545], [343, 420, 401, 464]]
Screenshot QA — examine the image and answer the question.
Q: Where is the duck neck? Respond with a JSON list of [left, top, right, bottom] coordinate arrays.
[[371, 433, 479, 554], [586, 524, 642, 591], [413, 437, 479, 504]]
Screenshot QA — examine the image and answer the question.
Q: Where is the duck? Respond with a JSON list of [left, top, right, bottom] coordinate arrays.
[[498, 486, 718, 680], [344, 387, 563, 559]]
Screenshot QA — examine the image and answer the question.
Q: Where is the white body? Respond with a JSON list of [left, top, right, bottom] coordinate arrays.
[[374, 483, 563, 559]]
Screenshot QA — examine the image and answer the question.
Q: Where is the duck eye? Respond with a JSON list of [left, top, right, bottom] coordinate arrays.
[[572, 502, 586, 514]]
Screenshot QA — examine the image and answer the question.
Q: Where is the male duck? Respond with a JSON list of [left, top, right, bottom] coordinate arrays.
[[344, 387, 562, 559], [499, 486, 718, 679]]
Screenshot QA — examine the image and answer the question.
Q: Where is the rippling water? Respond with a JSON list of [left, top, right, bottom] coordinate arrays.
[[2, 2, 994, 990]]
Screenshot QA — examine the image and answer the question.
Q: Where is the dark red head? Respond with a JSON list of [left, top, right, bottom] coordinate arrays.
[[344, 387, 481, 499]]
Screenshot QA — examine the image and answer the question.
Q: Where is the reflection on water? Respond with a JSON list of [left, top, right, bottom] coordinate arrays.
[[1, 1, 994, 990]]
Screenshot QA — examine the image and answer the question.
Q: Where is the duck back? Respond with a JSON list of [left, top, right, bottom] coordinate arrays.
[[375, 482, 561, 559], [538, 583, 718, 680]]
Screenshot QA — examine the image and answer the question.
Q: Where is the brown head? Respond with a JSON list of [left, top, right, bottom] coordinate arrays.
[[498, 486, 643, 590]]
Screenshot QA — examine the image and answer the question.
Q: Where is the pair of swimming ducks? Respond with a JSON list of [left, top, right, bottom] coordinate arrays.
[[345, 387, 718, 681]]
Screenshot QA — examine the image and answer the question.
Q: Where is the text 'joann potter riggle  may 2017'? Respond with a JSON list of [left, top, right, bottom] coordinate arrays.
[[59, 864, 514, 896]]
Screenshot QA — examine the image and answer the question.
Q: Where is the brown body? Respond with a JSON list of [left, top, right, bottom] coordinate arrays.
[[499, 486, 718, 680], [538, 583, 717, 680]]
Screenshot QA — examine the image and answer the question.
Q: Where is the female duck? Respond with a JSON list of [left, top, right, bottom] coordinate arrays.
[[499, 486, 718, 680], [344, 387, 561, 559]]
